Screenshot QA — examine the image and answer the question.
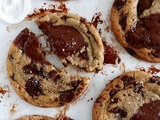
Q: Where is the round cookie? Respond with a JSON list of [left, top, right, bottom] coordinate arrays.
[[36, 12, 104, 72], [111, 0, 160, 62], [93, 71, 160, 120], [17, 115, 53, 120], [6, 28, 90, 107]]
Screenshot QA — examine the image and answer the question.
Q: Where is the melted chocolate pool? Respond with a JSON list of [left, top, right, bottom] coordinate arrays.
[[130, 100, 160, 120], [38, 22, 85, 58], [14, 28, 47, 63], [126, 13, 160, 57]]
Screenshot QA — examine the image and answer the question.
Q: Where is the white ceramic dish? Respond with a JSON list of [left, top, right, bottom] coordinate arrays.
[[0, 0, 160, 120], [0, 0, 30, 24]]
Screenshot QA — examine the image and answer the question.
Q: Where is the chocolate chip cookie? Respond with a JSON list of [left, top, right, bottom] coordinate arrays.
[[93, 71, 160, 120], [17, 115, 53, 120], [111, 0, 160, 62], [36, 12, 104, 72], [6, 28, 90, 107]]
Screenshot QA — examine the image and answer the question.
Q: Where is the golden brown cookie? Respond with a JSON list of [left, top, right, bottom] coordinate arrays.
[[111, 0, 160, 62], [17, 115, 53, 120], [93, 71, 160, 120], [6, 28, 90, 107], [36, 12, 104, 72]]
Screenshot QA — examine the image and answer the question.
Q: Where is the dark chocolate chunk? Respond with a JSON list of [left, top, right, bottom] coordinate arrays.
[[110, 98, 119, 104], [119, 13, 128, 30], [80, 17, 86, 24], [125, 48, 137, 56], [109, 88, 120, 97], [47, 70, 57, 78], [151, 49, 160, 57], [148, 76, 160, 85], [68, 80, 82, 88], [10, 73, 15, 81], [59, 80, 82, 102], [23, 63, 47, 78], [61, 15, 68, 21], [79, 51, 89, 60], [109, 107, 127, 118], [59, 90, 74, 102], [130, 100, 160, 120], [23, 64, 39, 75], [121, 76, 135, 88], [53, 74, 61, 82], [113, 0, 126, 11], [25, 77, 43, 97], [9, 55, 14, 60], [133, 84, 144, 96], [137, 0, 154, 16]]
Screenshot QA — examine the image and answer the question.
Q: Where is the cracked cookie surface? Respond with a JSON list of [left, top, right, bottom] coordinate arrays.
[[6, 28, 90, 107], [36, 12, 104, 72], [93, 71, 160, 120], [111, 0, 160, 62]]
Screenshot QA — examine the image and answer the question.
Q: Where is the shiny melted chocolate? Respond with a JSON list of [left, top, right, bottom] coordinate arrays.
[[38, 22, 85, 58], [126, 13, 160, 57], [130, 100, 160, 120], [14, 28, 47, 63]]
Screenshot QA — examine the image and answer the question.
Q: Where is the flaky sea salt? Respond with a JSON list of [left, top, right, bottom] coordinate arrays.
[[0, 0, 30, 24], [0, 0, 24, 18]]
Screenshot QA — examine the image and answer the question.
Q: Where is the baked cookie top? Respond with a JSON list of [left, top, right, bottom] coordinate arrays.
[[92, 71, 160, 120], [36, 12, 104, 72], [111, 0, 160, 62], [17, 115, 72, 120], [6, 28, 90, 107], [17, 115, 54, 120]]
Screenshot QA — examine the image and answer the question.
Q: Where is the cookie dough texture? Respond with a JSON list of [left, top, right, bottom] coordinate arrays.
[[111, 0, 160, 62], [6, 28, 90, 107], [36, 12, 104, 72], [17, 115, 53, 120], [92, 71, 160, 120]]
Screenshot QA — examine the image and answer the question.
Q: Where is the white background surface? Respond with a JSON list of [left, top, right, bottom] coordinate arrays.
[[0, 0, 160, 120]]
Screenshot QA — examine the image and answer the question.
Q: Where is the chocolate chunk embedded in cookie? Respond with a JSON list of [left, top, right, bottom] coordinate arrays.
[[111, 0, 160, 62], [92, 71, 160, 120], [36, 12, 104, 72], [6, 28, 90, 107]]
